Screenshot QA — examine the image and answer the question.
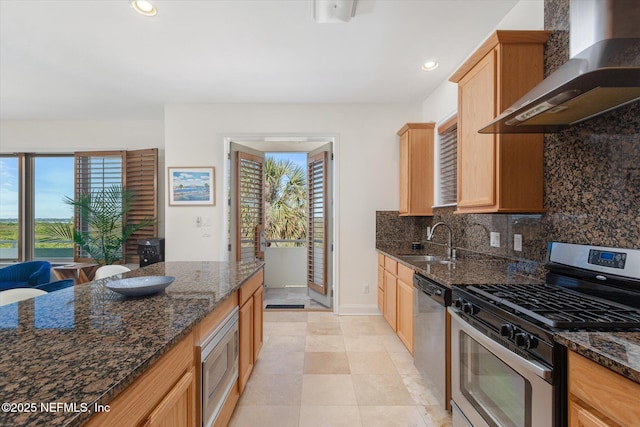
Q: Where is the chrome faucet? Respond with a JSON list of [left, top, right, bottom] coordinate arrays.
[[426, 222, 455, 259]]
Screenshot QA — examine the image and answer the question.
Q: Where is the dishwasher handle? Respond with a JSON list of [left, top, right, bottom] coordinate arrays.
[[413, 273, 451, 307]]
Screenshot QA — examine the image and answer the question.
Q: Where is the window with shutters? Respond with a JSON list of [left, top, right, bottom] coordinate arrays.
[[435, 115, 458, 207], [0, 149, 157, 263]]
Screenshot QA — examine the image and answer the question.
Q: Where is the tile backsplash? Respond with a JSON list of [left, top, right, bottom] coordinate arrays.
[[378, 0, 640, 265]]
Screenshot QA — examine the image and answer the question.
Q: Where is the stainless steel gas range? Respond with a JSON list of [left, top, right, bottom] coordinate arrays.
[[449, 242, 640, 427]]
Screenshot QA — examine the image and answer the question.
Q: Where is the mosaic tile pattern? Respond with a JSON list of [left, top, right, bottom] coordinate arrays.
[[0, 261, 264, 427]]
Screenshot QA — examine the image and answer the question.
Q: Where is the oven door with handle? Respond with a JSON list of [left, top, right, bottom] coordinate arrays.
[[449, 307, 557, 427]]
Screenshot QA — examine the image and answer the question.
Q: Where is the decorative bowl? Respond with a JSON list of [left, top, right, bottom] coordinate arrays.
[[105, 276, 175, 297]]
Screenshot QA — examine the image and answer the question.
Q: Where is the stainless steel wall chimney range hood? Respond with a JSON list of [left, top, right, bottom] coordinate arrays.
[[480, 0, 640, 134]]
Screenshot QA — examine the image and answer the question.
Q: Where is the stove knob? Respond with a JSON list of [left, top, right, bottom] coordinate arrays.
[[454, 298, 464, 309], [515, 333, 538, 350], [462, 302, 477, 315], [500, 324, 515, 339]]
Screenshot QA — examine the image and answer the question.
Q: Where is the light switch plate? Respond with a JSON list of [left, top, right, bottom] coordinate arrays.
[[514, 234, 523, 252], [490, 232, 501, 248]]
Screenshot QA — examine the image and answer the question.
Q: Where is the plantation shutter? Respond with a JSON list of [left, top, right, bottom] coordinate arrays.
[[307, 152, 327, 295], [236, 151, 264, 262], [438, 118, 458, 206], [124, 149, 158, 264], [75, 149, 158, 263], [74, 151, 124, 262]]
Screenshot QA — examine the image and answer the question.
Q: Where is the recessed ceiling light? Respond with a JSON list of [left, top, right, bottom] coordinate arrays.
[[130, 0, 157, 17], [421, 61, 439, 71]]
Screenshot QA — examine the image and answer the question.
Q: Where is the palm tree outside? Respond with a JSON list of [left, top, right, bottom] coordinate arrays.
[[264, 154, 307, 247]]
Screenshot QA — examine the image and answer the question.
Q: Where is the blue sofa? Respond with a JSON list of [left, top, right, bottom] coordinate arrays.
[[0, 261, 52, 291]]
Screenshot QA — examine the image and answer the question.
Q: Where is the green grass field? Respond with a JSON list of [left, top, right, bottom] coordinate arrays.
[[0, 222, 73, 248]]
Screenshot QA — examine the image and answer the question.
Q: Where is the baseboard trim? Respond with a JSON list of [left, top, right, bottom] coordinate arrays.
[[337, 304, 382, 316]]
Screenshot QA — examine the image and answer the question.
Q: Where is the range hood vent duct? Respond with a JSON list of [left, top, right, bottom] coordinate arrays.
[[480, 0, 640, 134]]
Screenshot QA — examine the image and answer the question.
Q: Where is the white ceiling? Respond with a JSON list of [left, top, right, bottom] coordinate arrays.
[[0, 0, 521, 121]]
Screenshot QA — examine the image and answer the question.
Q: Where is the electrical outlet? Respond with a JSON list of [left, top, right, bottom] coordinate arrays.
[[490, 232, 501, 248], [514, 234, 523, 252], [363, 284, 370, 294]]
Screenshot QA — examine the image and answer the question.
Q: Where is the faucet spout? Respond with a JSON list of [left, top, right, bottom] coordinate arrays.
[[426, 222, 455, 259]]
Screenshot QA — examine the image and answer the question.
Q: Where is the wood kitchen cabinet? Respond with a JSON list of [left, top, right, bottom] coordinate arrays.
[[449, 31, 549, 213], [378, 253, 414, 353], [238, 268, 264, 394], [377, 253, 385, 313], [383, 256, 398, 331], [397, 123, 435, 216], [568, 350, 640, 427], [85, 332, 196, 427], [396, 263, 414, 354]]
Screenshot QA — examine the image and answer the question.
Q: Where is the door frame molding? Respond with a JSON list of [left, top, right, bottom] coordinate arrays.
[[222, 133, 340, 314]]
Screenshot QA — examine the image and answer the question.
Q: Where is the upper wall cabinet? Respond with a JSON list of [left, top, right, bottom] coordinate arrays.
[[450, 31, 549, 214], [397, 122, 435, 216]]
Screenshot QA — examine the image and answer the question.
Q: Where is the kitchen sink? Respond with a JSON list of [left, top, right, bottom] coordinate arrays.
[[397, 255, 455, 265]]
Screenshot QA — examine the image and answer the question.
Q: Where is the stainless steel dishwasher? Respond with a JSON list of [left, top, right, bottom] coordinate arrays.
[[413, 273, 451, 410]]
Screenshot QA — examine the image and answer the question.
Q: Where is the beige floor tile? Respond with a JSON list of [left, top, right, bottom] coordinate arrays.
[[343, 335, 386, 352], [401, 373, 441, 406], [262, 335, 306, 353], [418, 404, 453, 427], [228, 404, 300, 427], [338, 314, 372, 323], [233, 313, 452, 427], [307, 311, 340, 323], [305, 335, 346, 352], [352, 373, 415, 405], [340, 321, 378, 336], [301, 374, 357, 406], [299, 405, 363, 427], [264, 321, 308, 336], [253, 351, 305, 375], [263, 310, 309, 323], [381, 333, 411, 352], [238, 373, 303, 406], [307, 321, 342, 335], [389, 350, 422, 376], [304, 352, 350, 374], [359, 405, 428, 427], [347, 351, 397, 375]]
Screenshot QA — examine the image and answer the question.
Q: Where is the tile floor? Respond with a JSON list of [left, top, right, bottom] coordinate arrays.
[[229, 311, 452, 427], [263, 287, 329, 310]]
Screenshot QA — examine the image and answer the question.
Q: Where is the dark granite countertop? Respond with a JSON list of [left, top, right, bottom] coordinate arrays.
[[0, 260, 264, 427], [555, 331, 640, 384], [376, 243, 544, 288], [378, 243, 640, 385]]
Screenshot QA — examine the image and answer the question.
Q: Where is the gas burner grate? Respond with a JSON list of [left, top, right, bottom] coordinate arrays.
[[467, 284, 640, 328]]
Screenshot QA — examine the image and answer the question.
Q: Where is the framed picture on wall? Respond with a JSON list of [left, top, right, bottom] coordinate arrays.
[[168, 167, 215, 206]]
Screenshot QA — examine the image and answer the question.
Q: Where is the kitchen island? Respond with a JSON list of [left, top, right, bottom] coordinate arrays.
[[0, 260, 264, 427]]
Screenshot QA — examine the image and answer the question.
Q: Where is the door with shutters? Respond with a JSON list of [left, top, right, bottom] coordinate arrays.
[[307, 143, 332, 308], [230, 143, 265, 262]]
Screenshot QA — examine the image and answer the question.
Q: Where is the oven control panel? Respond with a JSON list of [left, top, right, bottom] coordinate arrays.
[[588, 249, 626, 269]]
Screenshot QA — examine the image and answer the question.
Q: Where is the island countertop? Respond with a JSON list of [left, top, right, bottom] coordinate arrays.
[[0, 260, 264, 427]]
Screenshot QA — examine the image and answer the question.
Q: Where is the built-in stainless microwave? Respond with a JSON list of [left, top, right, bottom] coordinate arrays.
[[198, 307, 239, 427]]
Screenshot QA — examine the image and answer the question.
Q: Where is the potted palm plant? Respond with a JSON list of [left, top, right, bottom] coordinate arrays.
[[44, 185, 155, 265]]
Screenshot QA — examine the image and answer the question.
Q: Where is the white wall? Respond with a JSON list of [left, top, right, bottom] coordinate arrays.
[[264, 247, 307, 288], [164, 103, 421, 314], [0, 120, 164, 152], [421, 0, 544, 124], [0, 119, 166, 233]]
